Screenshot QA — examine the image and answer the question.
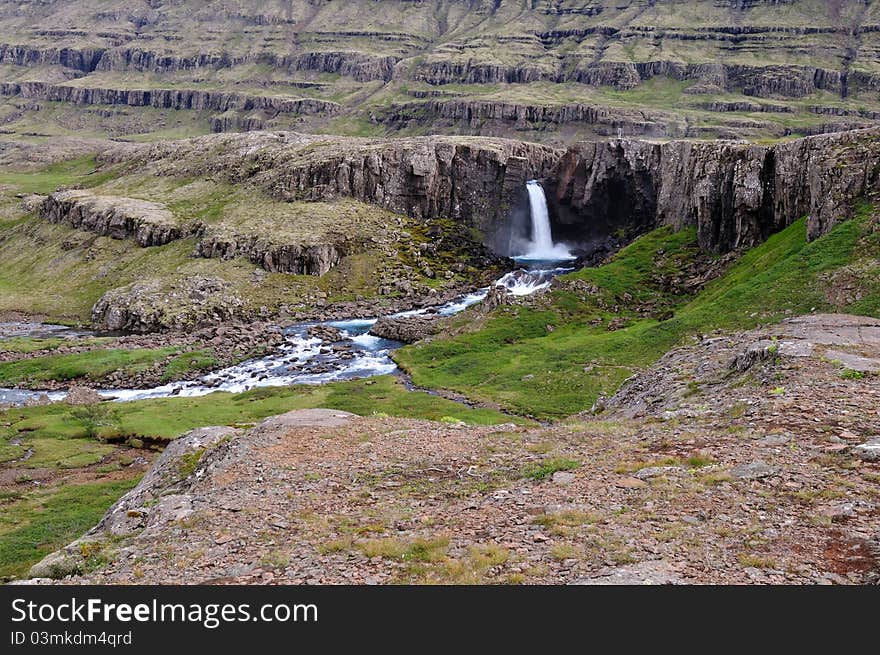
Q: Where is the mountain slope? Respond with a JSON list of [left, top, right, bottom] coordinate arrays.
[[1, 1, 879, 142]]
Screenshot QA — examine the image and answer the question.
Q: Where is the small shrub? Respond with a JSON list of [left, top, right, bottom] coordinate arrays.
[[840, 368, 865, 380], [521, 458, 580, 480], [70, 404, 120, 440], [685, 454, 714, 468], [534, 510, 598, 528], [260, 550, 290, 569], [317, 537, 353, 554], [550, 543, 578, 561], [737, 553, 777, 569], [177, 449, 205, 479], [357, 536, 449, 562], [468, 543, 509, 568]]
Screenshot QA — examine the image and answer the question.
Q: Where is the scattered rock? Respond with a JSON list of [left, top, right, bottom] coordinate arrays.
[[614, 477, 648, 489], [852, 438, 880, 462], [481, 285, 508, 312], [571, 560, 686, 585], [64, 386, 102, 405], [369, 315, 443, 344], [759, 434, 791, 447], [730, 460, 777, 480], [306, 324, 344, 343], [634, 465, 684, 480], [551, 471, 576, 485]]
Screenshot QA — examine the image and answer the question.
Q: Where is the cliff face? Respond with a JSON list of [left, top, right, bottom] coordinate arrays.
[[412, 59, 880, 98], [0, 42, 399, 82], [96, 129, 878, 257], [0, 43, 103, 72], [0, 81, 340, 117], [548, 128, 880, 252], [102, 133, 563, 246], [379, 100, 672, 138], [274, 140, 560, 239], [40, 191, 181, 247]]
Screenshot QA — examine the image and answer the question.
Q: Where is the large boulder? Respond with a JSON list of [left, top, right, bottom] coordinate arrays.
[[369, 314, 443, 344], [64, 386, 102, 405]]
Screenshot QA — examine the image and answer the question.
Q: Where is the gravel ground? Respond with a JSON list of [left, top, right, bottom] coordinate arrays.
[[29, 315, 880, 585]]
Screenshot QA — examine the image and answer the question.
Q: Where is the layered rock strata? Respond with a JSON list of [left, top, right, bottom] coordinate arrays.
[[0, 81, 339, 116]]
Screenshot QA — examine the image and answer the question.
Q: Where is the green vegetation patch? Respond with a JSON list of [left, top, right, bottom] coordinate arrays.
[[0, 347, 180, 386], [0, 376, 525, 458], [521, 458, 580, 480], [396, 208, 878, 418], [161, 350, 218, 383], [0, 478, 137, 580], [0, 156, 116, 196]]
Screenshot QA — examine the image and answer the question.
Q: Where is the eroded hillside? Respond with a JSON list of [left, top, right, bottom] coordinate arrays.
[[1, 0, 879, 142]]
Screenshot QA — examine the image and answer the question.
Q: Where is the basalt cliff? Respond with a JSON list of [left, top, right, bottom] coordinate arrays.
[[91, 128, 880, 258], [546, 127, 880, 252]]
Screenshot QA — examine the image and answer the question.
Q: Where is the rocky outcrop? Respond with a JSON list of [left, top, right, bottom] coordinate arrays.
[[0, 43, 104, 72], [0, 39, 398, 82], [0, 81, 340, 116], [91, 276, 245, 333], [609, 314, 880, 419], [278, 51, 398, 82], [94, 48, 398, 82], [379, 100, 671, 137], [414, 61, 551, 85], [697, 101, 793, 114], [808, 106, 880, 121], [548, 127, 880, 252], [27, 410, 361, 581], [412, 58, 880, 99], [40, 188, 360, 276], [102, 132, 563, 241], [63, 386, 103, 405], [369, 314, 443, 343], [209, 113, 268, 133], [193, 232, 349, 276], [40, 190, 180, 247], [29, 423, 241, 579]]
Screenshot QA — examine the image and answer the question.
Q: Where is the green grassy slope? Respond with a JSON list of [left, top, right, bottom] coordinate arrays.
[[0, 479, 137, 579], [395, 204, 880, 418], [0, 376, 526, 467]]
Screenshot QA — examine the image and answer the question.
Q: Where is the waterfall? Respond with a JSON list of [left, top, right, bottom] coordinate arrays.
[[522, 180, 572, 261], [526, 181, 553, 254]]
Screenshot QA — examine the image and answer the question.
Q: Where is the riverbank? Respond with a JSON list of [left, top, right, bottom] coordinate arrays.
[[1, 259, 568, 406], [0, 321, 284, 394]]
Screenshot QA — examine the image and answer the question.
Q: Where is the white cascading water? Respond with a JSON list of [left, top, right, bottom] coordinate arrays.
[[521, 180, 573, 261]]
